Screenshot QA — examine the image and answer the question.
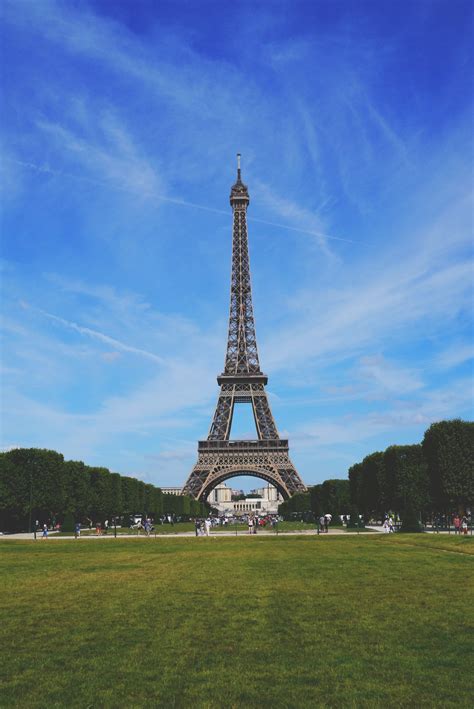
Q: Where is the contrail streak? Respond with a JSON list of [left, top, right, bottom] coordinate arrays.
[[11, 158, 354, 243], [29, 304, 166, 365]]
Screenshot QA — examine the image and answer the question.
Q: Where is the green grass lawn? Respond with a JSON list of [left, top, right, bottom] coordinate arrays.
[[1, 535, 472, 708]]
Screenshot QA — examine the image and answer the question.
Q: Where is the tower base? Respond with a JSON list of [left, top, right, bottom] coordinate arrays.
[[182, 439, 307, 501]]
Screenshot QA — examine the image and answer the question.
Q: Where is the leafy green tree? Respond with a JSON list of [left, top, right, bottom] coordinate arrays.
[[109, 473, 123, 518], [321, 479, 350, 515], [0, 453, 28, 531], [3, 448, 66, 527], [64, 460, 90, 519], [89, 467, 112, 520], [348, 462, 363, 510], [309, 480, 350, 523], [400, 499, 422, 532], [61, 510, 76, 533], [423, 419, 474, 512], [150, 487, 163, 519], [309, 484, 323, 518], [278, 492, 311, 519], [121, 476, 140, 516], [360, 452, 384, 519], [347, 505, 362, 528], [383, 444, 430, 513]]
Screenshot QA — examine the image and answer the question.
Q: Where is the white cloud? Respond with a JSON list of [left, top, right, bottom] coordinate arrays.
[[436, 343, 474, 370], [356, 355, 423, 397]]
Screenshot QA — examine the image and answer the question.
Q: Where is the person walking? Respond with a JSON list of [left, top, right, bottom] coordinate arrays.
[[461, 516, 469, 535], [74, 522, 81, 539], [248, 516, 254, 535], [319, 515, 325, 534], [204, 518, 211, 537], [41, 523, 48, 539], [453, 515, 461, 534]]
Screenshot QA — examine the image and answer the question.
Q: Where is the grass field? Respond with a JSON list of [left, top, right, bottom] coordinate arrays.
[[1, 535, 472, 708]]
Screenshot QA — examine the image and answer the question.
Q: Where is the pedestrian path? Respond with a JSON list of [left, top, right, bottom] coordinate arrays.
[[0, 528, 377, 540]]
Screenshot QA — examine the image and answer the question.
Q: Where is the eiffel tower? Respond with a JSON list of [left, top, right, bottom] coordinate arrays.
[[182, 156, 306, 501]]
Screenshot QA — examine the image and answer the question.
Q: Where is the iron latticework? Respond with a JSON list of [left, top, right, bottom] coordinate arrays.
[[182, 156, 306, 501]]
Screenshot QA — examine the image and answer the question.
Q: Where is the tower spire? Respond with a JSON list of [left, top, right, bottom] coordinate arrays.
[[237, 152, 241, 181]]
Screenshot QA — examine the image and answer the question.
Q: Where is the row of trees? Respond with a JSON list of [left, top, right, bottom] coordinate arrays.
[[278, 479, 350, 522], [0, 448, 209, 532], [278, 420, 473, 523], [349, 420, 473, 519]]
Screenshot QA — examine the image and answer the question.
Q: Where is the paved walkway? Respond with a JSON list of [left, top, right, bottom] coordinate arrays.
[[2, 526, 467, 541], [1, 528, 376, 541]]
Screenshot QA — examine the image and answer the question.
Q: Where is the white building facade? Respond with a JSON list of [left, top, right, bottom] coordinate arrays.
[[208, 482, 283, 516]]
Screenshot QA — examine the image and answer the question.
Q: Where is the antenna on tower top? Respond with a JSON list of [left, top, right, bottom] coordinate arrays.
[[237, 153, 241, 180]]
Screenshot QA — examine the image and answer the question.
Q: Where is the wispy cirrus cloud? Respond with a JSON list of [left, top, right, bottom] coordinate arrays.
[[261, 193, 472, 373], [436, 344, 474, 370]]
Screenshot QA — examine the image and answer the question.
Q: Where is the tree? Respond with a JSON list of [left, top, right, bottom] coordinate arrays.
[[400, 499, 422, 532], [61, 510, 76, 533], [89, 467, 112, 521], [423, 420, 474, 512], [109, 473, 123, 518], [347, 505, 363, 528], [320, 479, 350, 515], [309, 480, 350, 523], [359, 452, 385, 519], [309, 484, 323, 518], [278, 492, 311, 520], [0, 453, 28, 531], [348, 463, 363, 511], [64, 460, 91, 520], [2, 449, 66, 528], [383, 444, 430, 514], [121, 476, 140, 517]]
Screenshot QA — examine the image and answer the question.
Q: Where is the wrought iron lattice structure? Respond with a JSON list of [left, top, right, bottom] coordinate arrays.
[[182, 156, 307, 501]]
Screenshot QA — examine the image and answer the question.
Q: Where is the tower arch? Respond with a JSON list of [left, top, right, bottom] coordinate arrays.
[[199, 466, 290, 501]]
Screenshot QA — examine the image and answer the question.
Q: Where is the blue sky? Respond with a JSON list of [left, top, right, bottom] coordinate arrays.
[[1, 0, 473, 491]]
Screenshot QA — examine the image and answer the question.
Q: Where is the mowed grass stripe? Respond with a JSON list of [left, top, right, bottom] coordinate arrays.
[[0, 535, 472, 708]]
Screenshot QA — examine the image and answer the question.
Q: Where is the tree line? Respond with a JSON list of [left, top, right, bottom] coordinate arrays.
[[0, 448, 209, 532], [278, 479, 350, 523], [279, 420, 473, 522]]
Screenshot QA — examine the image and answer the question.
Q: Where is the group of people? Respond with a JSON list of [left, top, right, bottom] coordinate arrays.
[[382, 516, 395, 533], [134, 518, 154, 536], [453, 515, 469, 535], [194, 518, 212, 536]]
